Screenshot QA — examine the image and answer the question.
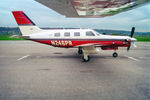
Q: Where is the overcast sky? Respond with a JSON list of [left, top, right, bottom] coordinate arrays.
[[0, 0, 150, 32]]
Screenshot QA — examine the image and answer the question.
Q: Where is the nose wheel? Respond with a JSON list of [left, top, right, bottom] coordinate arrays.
[[112, 52, 118, 58]]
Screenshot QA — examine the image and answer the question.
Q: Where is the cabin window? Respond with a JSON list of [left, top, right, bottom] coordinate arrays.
[[64, 32, 70, 37], [54, 33, 60, 37], [74, 32, 80, 36], [86, 31, 95, 36]]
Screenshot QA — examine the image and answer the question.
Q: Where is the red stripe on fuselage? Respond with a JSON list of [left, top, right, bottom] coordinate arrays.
[[32, 39, 129, 48]]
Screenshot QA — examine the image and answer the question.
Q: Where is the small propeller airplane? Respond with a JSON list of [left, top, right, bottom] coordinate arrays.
[[12, 11, 136, 62]]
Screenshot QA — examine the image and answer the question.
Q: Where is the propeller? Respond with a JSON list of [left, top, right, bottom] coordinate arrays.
[[130, 27, 135, 38], [127, 27, 135, 51], [127, 42, 131, 51]]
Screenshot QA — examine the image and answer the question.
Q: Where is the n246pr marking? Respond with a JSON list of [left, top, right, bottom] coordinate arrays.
[[51, 40, 73, 46]]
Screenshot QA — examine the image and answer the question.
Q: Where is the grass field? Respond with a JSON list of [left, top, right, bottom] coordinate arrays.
[[0, 35, 25, 40], [0, 35, 150, 42], [134, 36, 150, 42]]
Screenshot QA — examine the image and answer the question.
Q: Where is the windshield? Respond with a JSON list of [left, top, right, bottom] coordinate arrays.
[[94, 30, 101, 36]]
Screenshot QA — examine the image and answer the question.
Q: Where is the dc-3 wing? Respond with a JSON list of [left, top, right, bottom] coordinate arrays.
[[35, 0, 150, 17]]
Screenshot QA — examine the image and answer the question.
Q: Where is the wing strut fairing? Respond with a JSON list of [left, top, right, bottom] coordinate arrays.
[[35, 0, 150, 17]]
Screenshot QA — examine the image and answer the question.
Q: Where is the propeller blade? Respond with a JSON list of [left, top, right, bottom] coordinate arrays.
[[127, 41, 137, 51], [130, 27, 135, 37], [127, 42, 131, 51], [127, 27, 136, 51]]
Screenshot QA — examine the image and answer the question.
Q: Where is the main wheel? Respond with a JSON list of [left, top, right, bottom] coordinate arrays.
[[113, 52, 118, 58], [82, 56, 90, 62], [78, 48, 83, 54]]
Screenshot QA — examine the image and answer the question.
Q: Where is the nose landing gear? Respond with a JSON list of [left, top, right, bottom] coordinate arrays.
[[112, 52, 118, 58]]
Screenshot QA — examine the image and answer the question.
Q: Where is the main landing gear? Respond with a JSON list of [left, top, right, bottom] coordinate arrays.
[[78, 47, 90, 62], [78, 47, 83, 54], [112, 52, 118, 58], [78, 48, 118, 62], [82, 55, 90, 62]]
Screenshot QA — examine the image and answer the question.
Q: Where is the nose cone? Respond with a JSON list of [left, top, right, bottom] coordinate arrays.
[[131, 38, 136, 42]]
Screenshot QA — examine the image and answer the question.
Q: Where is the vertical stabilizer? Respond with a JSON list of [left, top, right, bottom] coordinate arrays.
[[12, 11, 43, 36]]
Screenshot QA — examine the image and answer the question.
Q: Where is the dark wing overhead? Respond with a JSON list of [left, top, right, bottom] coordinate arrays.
[[35, 0, 150, 17], [35, 0, 79, 17]]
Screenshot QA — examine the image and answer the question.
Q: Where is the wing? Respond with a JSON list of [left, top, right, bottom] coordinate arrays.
[[35, 0, 150, 17], [82, 45, 100, 54]]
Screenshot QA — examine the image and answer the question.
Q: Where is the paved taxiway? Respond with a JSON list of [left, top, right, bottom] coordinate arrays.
[[0, 41, 150, 100]]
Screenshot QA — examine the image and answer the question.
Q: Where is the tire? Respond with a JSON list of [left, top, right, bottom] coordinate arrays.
[[82, 56, 90, 62], [78, 49, 83, 54], [113, 52, 118, 58]]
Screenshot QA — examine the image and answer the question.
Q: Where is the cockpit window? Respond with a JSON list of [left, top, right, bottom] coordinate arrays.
[[86, 31, 95, 36], [95, 31, 101, 36]]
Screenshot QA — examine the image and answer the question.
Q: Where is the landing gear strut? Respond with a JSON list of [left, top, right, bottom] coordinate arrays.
[[78, 47, 90, 62], [82, 55, 90, 62], [112, 52, 118, 58]]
